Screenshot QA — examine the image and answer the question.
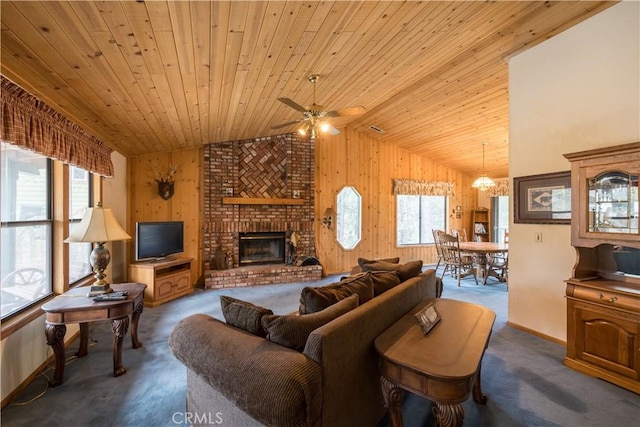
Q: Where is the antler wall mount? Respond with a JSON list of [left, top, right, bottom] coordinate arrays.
[[153, 164, 178, 200]]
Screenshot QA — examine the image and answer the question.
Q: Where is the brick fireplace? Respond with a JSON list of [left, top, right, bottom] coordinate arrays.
[[238, 232, 286, 266], [203, 134, 321, 289]]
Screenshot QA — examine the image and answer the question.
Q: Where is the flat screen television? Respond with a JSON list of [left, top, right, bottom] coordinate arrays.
[[135, 221, 184, 261]]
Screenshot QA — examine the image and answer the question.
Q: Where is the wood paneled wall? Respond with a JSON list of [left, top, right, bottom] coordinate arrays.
[[127, 128, 478, 281], [128, 148, 203, 284], [314, 128, 477, 274]]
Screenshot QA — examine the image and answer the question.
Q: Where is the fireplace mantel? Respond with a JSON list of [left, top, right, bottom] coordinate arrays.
[[222, 197, 304, 206]]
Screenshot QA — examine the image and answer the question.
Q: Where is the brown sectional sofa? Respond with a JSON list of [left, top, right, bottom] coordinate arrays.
[[168, 268, 442, 427]]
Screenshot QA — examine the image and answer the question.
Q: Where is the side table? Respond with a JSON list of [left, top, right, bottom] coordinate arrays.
[[41, 283, 146, 386], [374, 298, 495, 427]]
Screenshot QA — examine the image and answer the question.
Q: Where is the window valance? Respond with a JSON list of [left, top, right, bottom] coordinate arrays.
[[392, 179, 454, 196], [486, 178, 509, 197], [1, 76, 114, 177]]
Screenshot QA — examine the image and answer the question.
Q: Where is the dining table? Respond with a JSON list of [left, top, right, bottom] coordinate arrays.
[[458, 241, 509, 285]]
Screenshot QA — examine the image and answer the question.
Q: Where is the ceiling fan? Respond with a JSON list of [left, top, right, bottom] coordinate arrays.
[[271, 74, 366, 138]]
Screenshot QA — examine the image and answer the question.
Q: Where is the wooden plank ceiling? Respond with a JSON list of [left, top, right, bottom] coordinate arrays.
[[0, 1, 615, 179]]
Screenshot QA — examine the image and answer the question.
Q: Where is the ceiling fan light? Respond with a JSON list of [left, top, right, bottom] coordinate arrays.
[[319, 122, 330, 133], [298, 123, 309, 135]]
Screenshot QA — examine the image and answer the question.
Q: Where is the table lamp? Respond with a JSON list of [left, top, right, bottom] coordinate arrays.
[[65, 202, 131, 296]]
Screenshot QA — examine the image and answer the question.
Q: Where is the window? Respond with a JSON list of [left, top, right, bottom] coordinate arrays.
[[492, 195, 509, 243], [68, 166, 93, 283], [336, 186, 361, 250], [397, 195, 446, 245], [1, 143, 53, 319]]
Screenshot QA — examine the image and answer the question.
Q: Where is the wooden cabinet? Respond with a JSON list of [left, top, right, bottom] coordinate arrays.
[[564, 142, 639, 249], [563, 142, 640, 394], [472, 208, 491, 242], [565, 280, 640, 393], [128, 257, 193, 307]]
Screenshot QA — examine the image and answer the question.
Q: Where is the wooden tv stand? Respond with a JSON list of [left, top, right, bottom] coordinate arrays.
[[128, 257, 193, 307]]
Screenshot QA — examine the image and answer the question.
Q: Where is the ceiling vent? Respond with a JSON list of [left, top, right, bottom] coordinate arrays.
[[369, 125, 385, 134]]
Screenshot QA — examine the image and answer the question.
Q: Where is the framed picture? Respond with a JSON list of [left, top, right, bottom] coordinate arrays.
[[514, 171, 572, 224], [414, 302, 441, 335]]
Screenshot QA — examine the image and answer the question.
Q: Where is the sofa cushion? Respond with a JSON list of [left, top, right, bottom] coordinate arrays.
[[262, 294, 359, 352], [220, 295, 273, 337], [299, 273, 374, 314], [361, 259, 424, 281]]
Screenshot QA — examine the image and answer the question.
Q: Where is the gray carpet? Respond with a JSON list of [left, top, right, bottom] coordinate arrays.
[[2, 269, 638, 426]]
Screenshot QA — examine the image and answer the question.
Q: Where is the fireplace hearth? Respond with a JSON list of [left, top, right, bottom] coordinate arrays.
[[238, 232, 286, 266]]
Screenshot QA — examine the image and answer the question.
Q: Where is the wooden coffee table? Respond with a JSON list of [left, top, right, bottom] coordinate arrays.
[[375, 298, 495, 427], [41, 283, 146, 386]]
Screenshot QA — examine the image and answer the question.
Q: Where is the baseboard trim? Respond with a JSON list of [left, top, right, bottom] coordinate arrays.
[[506, 321, 566, 347]]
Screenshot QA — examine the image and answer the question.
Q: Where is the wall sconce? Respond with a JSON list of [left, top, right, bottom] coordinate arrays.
[[321, 207, 336, 229]]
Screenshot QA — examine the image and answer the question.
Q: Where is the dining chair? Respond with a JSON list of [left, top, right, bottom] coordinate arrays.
[[438, 231, 478, 287], [487, 231, 509, 284], [449, 228, 468, 242], [432, 229, 444, 272]]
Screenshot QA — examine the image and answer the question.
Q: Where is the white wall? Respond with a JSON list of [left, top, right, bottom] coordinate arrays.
[[1, 152, 128, 403], [508, 2, 640, 340]]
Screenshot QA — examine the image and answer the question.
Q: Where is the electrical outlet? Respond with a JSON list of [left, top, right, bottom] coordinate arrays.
[[535, 232, 542, 243]]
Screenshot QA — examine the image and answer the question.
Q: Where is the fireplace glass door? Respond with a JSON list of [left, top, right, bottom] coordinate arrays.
[[238, 232, 286, 266]]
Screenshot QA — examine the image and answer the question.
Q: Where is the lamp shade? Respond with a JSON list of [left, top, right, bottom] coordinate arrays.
[[65, 205, 131, 243], [472, 141, 496, 192], [471, 175, 496, 191]]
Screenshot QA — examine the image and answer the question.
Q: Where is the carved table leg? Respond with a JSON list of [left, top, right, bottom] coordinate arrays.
[[130, 301, 143, 349], [472, 369, 488, 404], [432, 402, 464, 427], [76, 323, 89, 358], [45, 323, 66, 387], [380, 376, 404, 427], [111, 316, 130, 377]]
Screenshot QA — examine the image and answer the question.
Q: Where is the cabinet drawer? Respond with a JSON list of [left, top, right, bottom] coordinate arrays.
[[569, 285, 639, 313]]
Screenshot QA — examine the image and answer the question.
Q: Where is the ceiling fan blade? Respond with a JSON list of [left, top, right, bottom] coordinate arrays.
[[278, 98, 308, 113], [326, 106, 367, 117], [325, 124, 341, 135], [271, 119, 303, 129]]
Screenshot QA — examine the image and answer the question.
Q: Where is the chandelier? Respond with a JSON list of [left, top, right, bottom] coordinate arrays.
[[471, 141, 496, 191]]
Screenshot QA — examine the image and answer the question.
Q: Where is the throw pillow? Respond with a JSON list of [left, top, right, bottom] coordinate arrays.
[[220, 295, 273, 338], [368, 270, 402, 296], [299, 273, 373, 314], [262, 294, 359, 352], [361, 260, 424, 282], [395, 260, 424, 281]]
